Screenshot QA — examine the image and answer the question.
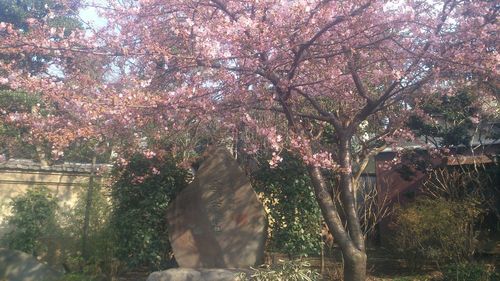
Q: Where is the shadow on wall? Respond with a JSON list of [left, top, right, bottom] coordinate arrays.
[[0, 165, 106, 238], [0, 248, 63, 281], [0, 167, 105, 269]]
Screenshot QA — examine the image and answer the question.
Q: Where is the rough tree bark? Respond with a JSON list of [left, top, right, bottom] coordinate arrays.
[[307, 135, 367, 281]]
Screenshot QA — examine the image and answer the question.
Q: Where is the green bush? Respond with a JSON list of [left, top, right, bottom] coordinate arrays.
[[57, 273, 104, 281], [392, 197, 482, 269], [444, 263, 497, 281], [392, 277, 423, 281], [109, 152, 188, 269], [237, 259, 321, 281], [252, 152, 322, 257], [2, 187, 58, 257], [59, 186, 118, 277]]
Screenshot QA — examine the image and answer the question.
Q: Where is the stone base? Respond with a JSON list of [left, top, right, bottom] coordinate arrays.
[[146, 268, 252, 281]]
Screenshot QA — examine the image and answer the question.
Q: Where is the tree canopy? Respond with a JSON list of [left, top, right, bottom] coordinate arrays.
[[0, 1, 497, 280]]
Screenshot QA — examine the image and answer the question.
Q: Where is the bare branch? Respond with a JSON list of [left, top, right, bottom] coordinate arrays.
[[344, 46, 374, 104], [287, 2, 372, 80]]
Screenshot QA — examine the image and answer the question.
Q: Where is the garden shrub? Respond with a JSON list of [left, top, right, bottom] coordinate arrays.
[[392, 197, 482, 269], [61, 184, 111, 239], [444, 263, 497, 281], [57, 273, 106, 281], [109, 152, 188, 269], [422, 164, 500, 236], [391, 277, 426, 281], [237, 259, 321, 281], [2, 186, 58, 257], [252, 152, 322, 257], [59, 186, 118, 277]]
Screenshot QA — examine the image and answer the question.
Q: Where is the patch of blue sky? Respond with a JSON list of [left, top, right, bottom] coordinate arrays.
[[79, 4, 107, 30]]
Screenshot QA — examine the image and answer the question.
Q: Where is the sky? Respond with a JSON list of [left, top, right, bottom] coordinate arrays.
[[78, 5, 107, 30]]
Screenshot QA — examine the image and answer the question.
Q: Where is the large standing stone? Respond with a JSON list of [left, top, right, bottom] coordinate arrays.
[[166, 147, 266, 268], [0, 248, 63, 281]]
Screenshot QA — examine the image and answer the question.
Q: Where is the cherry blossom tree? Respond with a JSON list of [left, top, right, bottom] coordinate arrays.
[[0, 0, 85, 163], [108, 1, 496, 279], [0, 0, 497, 280]]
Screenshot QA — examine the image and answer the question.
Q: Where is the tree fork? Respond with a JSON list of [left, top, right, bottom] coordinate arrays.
[[338, 136, 365, 251], [308, 165, 367, 281]]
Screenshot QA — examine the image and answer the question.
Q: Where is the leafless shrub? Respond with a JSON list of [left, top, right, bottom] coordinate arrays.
[[422, 164, 499, 221], [357, 176, 393, 237]]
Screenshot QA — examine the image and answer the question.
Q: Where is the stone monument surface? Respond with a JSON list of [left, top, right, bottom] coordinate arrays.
[[0, 248, 63, 281], [166, 147, 266, 268]]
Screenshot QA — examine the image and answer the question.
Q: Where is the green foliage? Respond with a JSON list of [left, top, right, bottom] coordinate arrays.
[[0, 90, 41, 112], [57, 273, 104, 281], [237, 259, 321, 281], [0, 0, 81, 31], [0, 0, 82, 77], [396, 149, 432, 181], [64, 186, 111, 239], [0, 90, 40, 158], [421, 164, 500, 246], [61, 141, 111, 164], [444, 263, 498, 281], [109, 153, 187, 269], [392, 163, 499, 271], [392, 197, 482, 269], [0, 90, 111, 162], [59, 185, 118, 276], [2, 187, 58, 256], [407, 91, 481, 147], [0, 0, 51, 30], [252, 152, 322, 257], [1, 181, 117, 279], [392, 277, 427, 281]]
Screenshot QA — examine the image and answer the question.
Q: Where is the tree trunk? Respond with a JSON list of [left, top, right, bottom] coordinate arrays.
[[344, 250, 367, 281], [306, 136, 367, 281], [308, 165, 367, 281], [82, 153, 97, 261], [338, 137, 365, 251]]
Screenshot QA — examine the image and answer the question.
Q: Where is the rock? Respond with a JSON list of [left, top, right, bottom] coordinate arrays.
[[146, 268, 249, 281], [0, 248, 63, 281], [166, 147, 267, 268]]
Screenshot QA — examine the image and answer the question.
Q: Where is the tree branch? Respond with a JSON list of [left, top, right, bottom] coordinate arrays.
[[344, 46, 374, 104], [287, 2, 372, 80]]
